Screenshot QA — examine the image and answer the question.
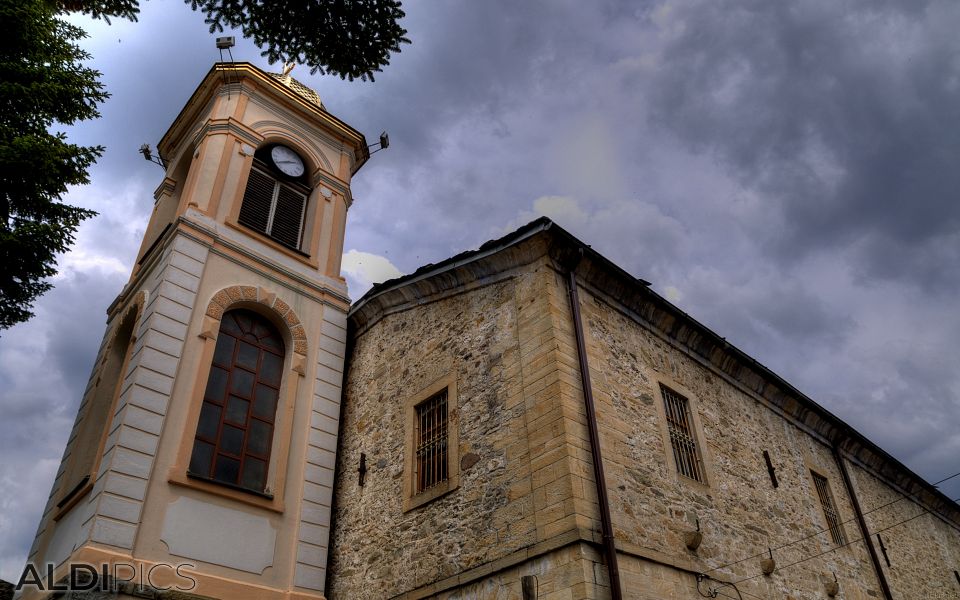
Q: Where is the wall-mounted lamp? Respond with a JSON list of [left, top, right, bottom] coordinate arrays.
[[368, 131, 390, 155], [684, 518, 703, 551], [760, 548, 776, 576], [825, 572, 839, 597]]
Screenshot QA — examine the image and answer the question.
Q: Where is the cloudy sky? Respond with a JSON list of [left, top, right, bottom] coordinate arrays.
[[2, 0, 960, 582]]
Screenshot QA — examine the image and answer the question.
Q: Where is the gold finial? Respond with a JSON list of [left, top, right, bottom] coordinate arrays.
[[281, 62, 296, 77]]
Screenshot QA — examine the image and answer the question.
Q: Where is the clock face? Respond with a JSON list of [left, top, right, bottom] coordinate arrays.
[[270, 145, 305, 177]]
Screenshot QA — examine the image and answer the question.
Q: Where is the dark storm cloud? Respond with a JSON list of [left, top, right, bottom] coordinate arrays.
[[3, 0, 960, 580], [648, 0, 960, 290], [0, 266, 125, 581]]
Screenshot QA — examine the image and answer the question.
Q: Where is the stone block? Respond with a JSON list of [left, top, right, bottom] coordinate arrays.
[[102, 472, 148, 502], [90, 517, 137, 549], [170, 235, 209, 265], [117, 426, 159, 456], [297, 542, 328, 568], [120, 404, 164, 435], [138, 347, 179, 378], [145, 313, 188, 342], [310, 411, 338, 435], [307, 445, 336, 469], [313, 380, 342, 403], [304, 464, 335, 489], [294, 563, 326, 592], [298, 522, 329, 546], [140, 328, 183, 359], [97, 494, 142, 524], [156, 280, 196, 310], [151, 296, 192, 326], [130, 367, 173, 396], [161, 264, 201, 294], [108, 447, 153, 479], [320, 319, 347, 343], [127, 384, 169, 415], [299, 501, 331, 527]]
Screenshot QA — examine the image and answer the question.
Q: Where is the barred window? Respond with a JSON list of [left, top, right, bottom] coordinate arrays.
[[661, 385, 704, 483], [414, 390, 448, 493], [812, 471, 845, 545]]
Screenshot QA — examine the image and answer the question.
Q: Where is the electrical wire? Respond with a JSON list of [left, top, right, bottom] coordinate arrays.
[[729, 497, 960, 587], [698, 573, 759, 600], [702, 469, 960, 576]]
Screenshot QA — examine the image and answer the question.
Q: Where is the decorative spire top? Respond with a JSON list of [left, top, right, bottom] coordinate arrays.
[[267, 63, 325, 110]]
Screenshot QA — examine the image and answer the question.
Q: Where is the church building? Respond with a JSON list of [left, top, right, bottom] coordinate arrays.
[[23, 64, 960, 600]]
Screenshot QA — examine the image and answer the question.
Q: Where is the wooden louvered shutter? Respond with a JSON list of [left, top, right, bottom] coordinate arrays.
[[271, 184, 307, 249], [238, 167, 275, 235]]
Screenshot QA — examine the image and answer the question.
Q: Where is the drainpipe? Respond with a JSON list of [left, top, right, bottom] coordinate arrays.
[[831, 439, 894, 600], [565, 253, 623, 600]]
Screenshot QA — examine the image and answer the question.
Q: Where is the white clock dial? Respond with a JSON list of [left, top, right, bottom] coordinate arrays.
[[270, 145, 305, 177]]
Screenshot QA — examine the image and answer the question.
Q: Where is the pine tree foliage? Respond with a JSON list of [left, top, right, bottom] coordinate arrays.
[[0, 0, 104, 329], [0, 0, 407, 329], [58, 0, 411, 81], [190, 0, 410, 81]]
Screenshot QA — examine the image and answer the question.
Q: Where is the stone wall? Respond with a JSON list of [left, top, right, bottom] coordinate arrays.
[[331, 258, 614, 599], [330, 241, 960, 600], [576, 277, 960, 599], [849, 460, 960, 598]]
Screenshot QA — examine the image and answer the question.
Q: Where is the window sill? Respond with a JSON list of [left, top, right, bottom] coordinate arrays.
[[224, 220, 319, 269], [168, 469, 284, 514], [53, 479, 93, 521], [403, 477, 459, 512], [186, 471, 275, 500]]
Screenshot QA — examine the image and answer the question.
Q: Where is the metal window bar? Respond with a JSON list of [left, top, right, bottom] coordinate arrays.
[[661, 386, 704, 482], [812, 472, 845, 545], [415, 390, 448, 493]]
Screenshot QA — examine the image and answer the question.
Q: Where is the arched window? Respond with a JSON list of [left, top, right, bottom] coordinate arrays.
[[238, 143, 311, 250], [57, 308, 138, 514], [189, 309, 285, 493]]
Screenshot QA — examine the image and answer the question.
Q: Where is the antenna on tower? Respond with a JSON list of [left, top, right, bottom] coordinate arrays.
[[216, 36, 237, 98], [138, 144, 165, 169]]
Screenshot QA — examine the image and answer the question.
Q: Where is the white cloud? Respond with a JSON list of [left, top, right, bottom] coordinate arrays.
[[342, 250, 404, 299]]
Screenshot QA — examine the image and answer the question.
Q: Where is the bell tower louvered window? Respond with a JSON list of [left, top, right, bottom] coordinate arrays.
[[238, 144, 309, 250]]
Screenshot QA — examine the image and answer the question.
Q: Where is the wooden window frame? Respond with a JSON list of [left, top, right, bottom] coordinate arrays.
[[187, 309, 285, 495], [238, 161, 310, 252], [653, 377, 713, 488], [403, 374, 459, 512]]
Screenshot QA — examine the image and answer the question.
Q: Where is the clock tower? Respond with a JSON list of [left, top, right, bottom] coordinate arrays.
[[25, 63, 368, 600]]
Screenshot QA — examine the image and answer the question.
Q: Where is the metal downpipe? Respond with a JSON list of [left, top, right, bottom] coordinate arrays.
[[832, 440, 894, 600], [565, 261, 623, 600]]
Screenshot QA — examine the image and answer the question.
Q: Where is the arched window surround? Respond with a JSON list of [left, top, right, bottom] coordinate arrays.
[[222, 132, 348, 278], [168, 285, 308, 513], [55, 291, 148, 520]]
